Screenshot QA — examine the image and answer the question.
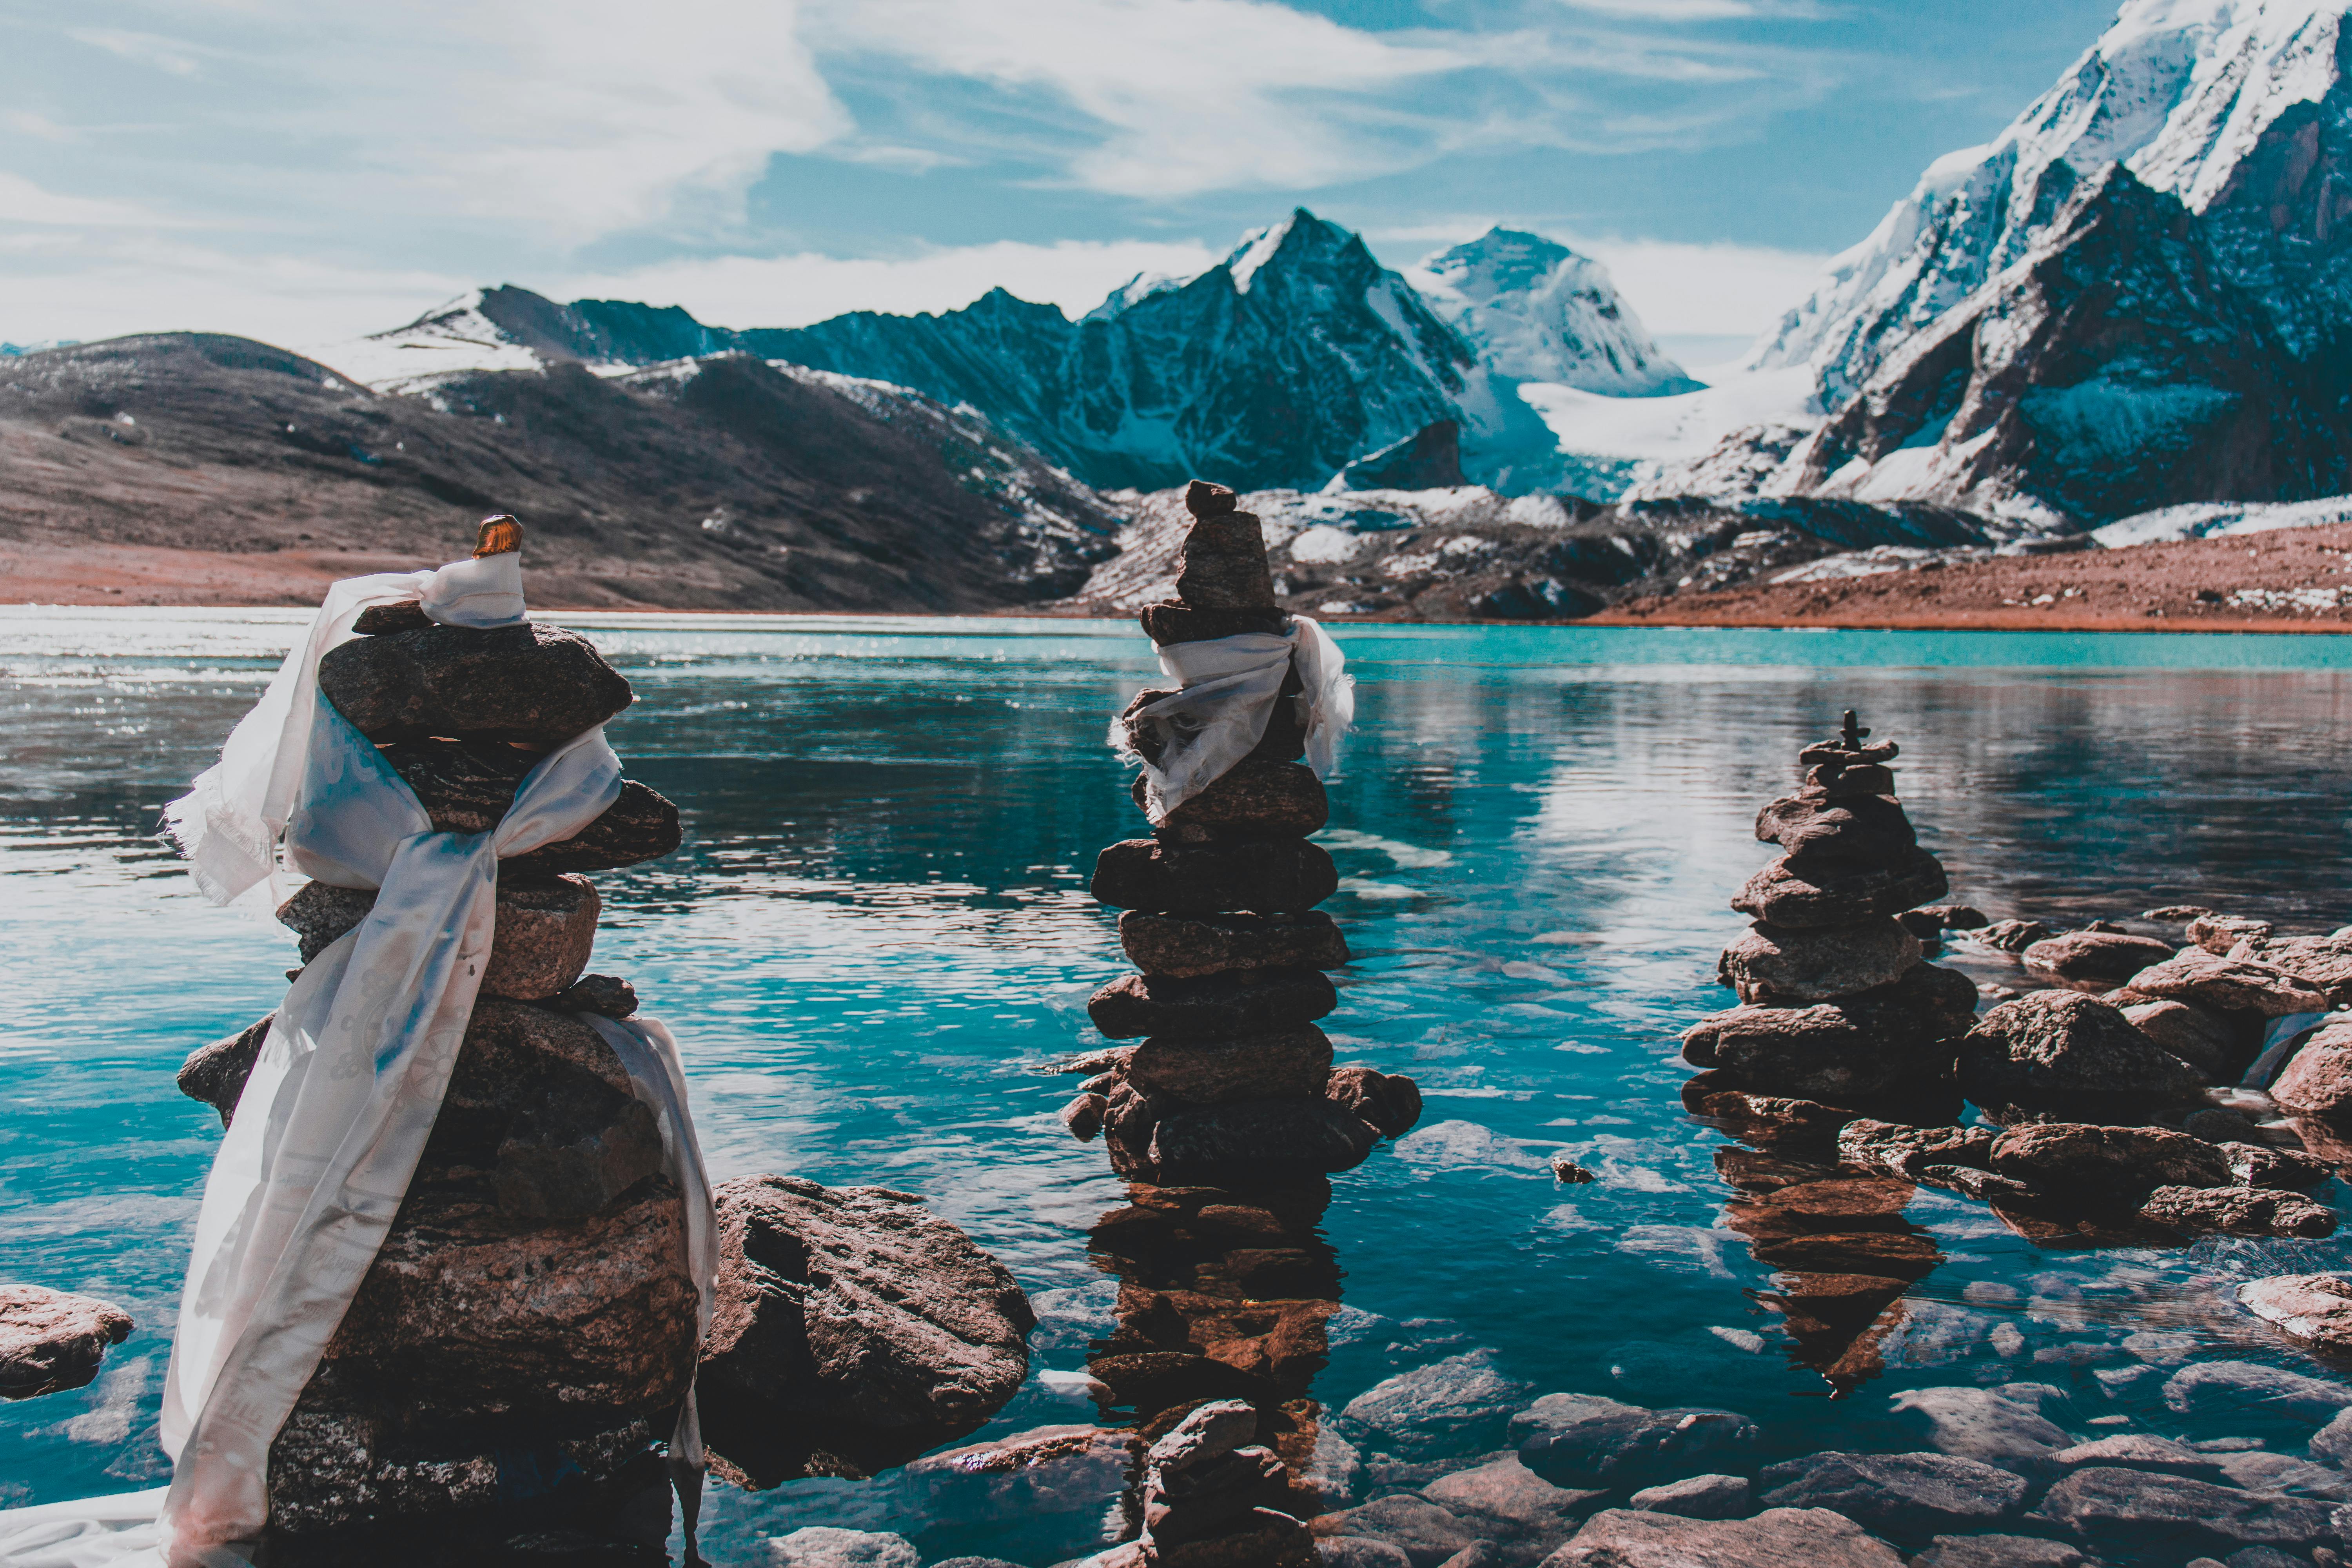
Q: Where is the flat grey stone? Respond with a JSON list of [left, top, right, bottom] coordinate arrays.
[[1757, 1450, 2026, 1537], [1889, 1388, 2069, 1466], [2163, 1360, 2352, 1421], [2034, 1466, 2338, 1551], [1541, 1506, 1906, 1567], [1627, 1474, 1750, 1519]]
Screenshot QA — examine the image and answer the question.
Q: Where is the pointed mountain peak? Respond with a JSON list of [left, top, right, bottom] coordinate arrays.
[[1422, 229, 1592, 303], [1223, 207, 1367, 294], [1409, 226, 1691, 396]]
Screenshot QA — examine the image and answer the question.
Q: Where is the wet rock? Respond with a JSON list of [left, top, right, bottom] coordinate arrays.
[[2190, 914, 2276, 955], [1544, 1506, 1906, 1567], [178, 1012, 273, 1126], [1757, 1451, 2026, 1537], [1150, 1098, 1381, 1178], [1914, 906, 1991, 932], [1733, 849, 1949, 931], [1975, 920, 2056, 953], [1325, 1066, 1423, 1138], [1889, 1387, 2068, 1466], [1755, 793, 1917, 863], [2163, 1360, 2352, 1421], [1627, 1474, 1750, 1519], [0, 1283, 134, 1399], [550, 973, 637, 1020], [318, 621, 635, 746], [901, 1424, 1142, 1519], [1316, 1543, 1415, 1568], [1507, 1392, 1642, 1444], [276, 874, 600, 1000], [2183, 1106, 2264, 1143], [491, 1074, 665, 1221], [1685, 1083, 1860, 1145], [2021, 931, 2178, 985], [2033, 1466, 2339, 1553], [1424, 1455, 1598, 1534], [2050, 1434, 2224, 1477], [1309, 1497, 1480, 1567], [1061, 1092, 1108, 1140], [1518, 1407, 1759, 1490], [2121, 999, 2248, 1080], [1121, 911, 1350, 978], [1681, 970, 1975, 1099], [322, 1175, 696, 1419], [1836, 1120, 1995, 1178], [2269, 1024, 2352, 1117], [762, 1528, 920, 1567], [1141, 766, 1328, 851], [1718, 919, 1924, 1004], [1338, 1350, 1529, 1460], [1092, 838, 1338, 914], [698, 1175, 1034, 1481], [1123, 1029, 1335, 1105], [2231, 933, 2352, 1009], [2227, 1143, 2332, 1191], [2141, 1185, 2336, 1237], [1909, 1536, 2084, 1568], [1088, 968, 1338, 1040], [1918, 1165, 2043, 1203], [2239, 1274, 2352, 1354], [376, 739, 682, 875], [2122, 951, 2330, 1018], [1986, 1122, 2232, 1198], [2213, 1451, 2352, 1499], [1958, 993, 2208, 1099]]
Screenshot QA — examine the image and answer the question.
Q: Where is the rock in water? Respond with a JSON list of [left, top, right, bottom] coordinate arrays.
[[1125, 1029, 1336, 1105], [318, 621, 634, 746], [179, 1013, 273, 1126], [1756, 1450, 2027, 1537], [1985, 1122, 2232, 1197], [2122, 949, 2330, 1016], [1957, 991, 2207, 1099], [2268, 1020, 2352, 1116], [2140, 1185, 2336, 1237], [1545, 1506, 1905, 1567], [2238, 1272, 2352, 1352], [378, 738, 683, 875], [2020, 930, 2178, 984], [2033, 1466, 2339, 1554], [0, 1283, 134, 1399], [1717, 919, 1923, 1003], [1518, 1407, 1759, 1488], [697, 1174, 1035, 1481]]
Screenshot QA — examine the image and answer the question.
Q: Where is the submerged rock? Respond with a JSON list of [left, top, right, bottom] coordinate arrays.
[[1337, 1350, 1528, 1460], [2141, 1184, 2336, 1237], [2047, 1434, 2222, 1477], [0, 1283, 134, 1399], [1544, 1506, 1905, 1567], [1910, 1536, 2084, 1568], [2033, 1465, 2339, 1553], [1887, 1387, 2068, 1466], [2161, 1359, 2352, 1421], [1756, 1450, 2027, 1537], [763, 1527, 920, 1568], [2238, 1272, 2352, 1352], [1518, 1406, 1759, 1489]]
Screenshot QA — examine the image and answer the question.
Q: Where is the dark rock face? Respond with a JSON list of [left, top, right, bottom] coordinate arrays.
[[1086, 968, 1339, 1040], [2034, 1465, 2341, 1553], [0, 1283, 134, 1399], [1139, 761, 1328, 841], [1174, 513, 1278, 611], [1545, 1506, 1905, 1567], [1756, 1450, 2026, 1538], [2020, 930, 2178, 985], [2225, 1142, 2330, 1191], [319, 622, 635, 746], [1120, 911, 1349, 979], [1324, 1066, 1423, 1138], [1755, 793, 1917, 864], [490, 1075, 665, 1221], [1149, 1099, 1381, 1178], [2140, 1184, 2336, 1237], [1957, 992, 2207, 1099], [1124, 1029, 1335, 1105], [2119, 998, 2246, 1079], [1835, 1119, 1994, 1177], [1682, 965, 1975, 1098], [1733, 848, 1950, 929], [1718, 919, 1923, 1003], [179, 1012, 273, 1126], [1518, 1407, 1758, 1489], [276, 874, 601, 1000], [377, 738, 682, 875], [1091, 838, 1339, 914], [697, 1174, 1035, 1482], [550, 973, 639, 1020], [1986, 1122, 2233, 1198]]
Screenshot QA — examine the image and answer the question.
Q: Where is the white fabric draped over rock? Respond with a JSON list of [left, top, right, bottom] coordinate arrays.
[[0, 556, 715, 1568], [1112, 615, 1353, 822]]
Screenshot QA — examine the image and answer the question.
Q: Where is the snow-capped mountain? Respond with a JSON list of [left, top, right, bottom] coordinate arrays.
[[1749, 0, 2352, 406], [1410, 229, 1695, 396]]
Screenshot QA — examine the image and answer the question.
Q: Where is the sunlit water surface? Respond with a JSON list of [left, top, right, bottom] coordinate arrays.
[[6, 611, 2352, 1564]]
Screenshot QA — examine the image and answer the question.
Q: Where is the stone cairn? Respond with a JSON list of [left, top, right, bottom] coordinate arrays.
[[1061, 479, 1421, 1186], [176, 529, 697, 1558]]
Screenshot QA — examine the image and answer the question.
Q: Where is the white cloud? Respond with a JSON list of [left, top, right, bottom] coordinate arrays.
[[1572, 236, 1829, 338], [69, 28, 205, 76], [0, 173, 170, 228], [561, 237, 1222, 327]]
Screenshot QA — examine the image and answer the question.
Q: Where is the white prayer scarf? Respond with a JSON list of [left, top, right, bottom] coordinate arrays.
[[1112, 615, 1353, 822], [0, 555, 715, 1568]]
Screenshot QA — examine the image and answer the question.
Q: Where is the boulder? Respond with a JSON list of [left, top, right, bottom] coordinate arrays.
[[1626, 1474, 1750, 1520], [1986, 1123, 2232, 1198], [1975, 919, 2055, 953], [1756, 1451, 2026, 1538], [1732, 848, 1949, 930], [1087, 968, 1338, 1040], [1957, 993, 2207, 1099], [1337, 1350, 1529, 1459], [1060, 1092, 1107, 1140], [2189, 913, 2274, 955], [1507, 1391, 1643, 1444], [2021, 931, 2177, 984], [1316, 1543, 1415, 1568], [2268, 1022, 2352, 1117], [2141, 1185, 2336, 1237], [318, 621, 634, 746], [1423, 1455, 1598, 1533], [1138, 760, 1328, 840], [1681, 969, 1975, 1099], [2048, 1435, 2223, 1477], [2238, 1273, 2352, 1353], [377, 738, 681, 875], [1836, 1120, 1995, 1178], [2119, 998, 2247, 1079], [276, 874, 600, 1000], [2226, 1143, 2332, 1191], [1121, 911, 1350, 978], [1151, 1098, 1382, 1179], [2232, 933, 2352, 1009], [1092, 838, 1338, 915], [320, 1176, 697, 1419], [1542, 1506, 1906, 1567], [1325, 1066, 1423, 1137], [1125, 1029, 1335, 1105], [2161, 1360, 2352, 1421], [698, 1175, 1034, 1480], [1909, 1537, 2084, 1568], [178, 1012, 272, 1126], [2120, 950, 2330, 1018], [0, 1283, 133, 1399], [1518, 1407, 1758, 1489], [899, 1425, 1141, 1520], [1755, 794, 1917, 863], [1718, 920, 1923, 1003], [2032, 1466, 2339, 1553], [1887, 1387, 2067, 1466], [1309, 1497, 1480, 1566]]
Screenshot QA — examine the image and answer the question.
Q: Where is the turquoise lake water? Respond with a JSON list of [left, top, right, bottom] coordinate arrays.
[[5, 612, 2352, 1564]]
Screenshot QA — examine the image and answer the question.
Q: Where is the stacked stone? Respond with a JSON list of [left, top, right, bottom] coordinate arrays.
[[1122, 1399, 1318, 1568], [1681, 712, 1978, 1110], [174, 532, 697, 1556], [1062, 479, 1420, 1182]]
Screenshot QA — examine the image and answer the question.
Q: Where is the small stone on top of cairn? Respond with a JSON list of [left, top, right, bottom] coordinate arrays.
[[1065, 479, 1420, 1184], [1681, 710, 1978, 1114]]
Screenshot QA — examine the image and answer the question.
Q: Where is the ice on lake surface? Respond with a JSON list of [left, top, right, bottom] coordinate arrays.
[[7, 612, 2352, 1564]]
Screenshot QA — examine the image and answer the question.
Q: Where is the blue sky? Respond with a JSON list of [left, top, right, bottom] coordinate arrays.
[[1, 0, 2117, 360]]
